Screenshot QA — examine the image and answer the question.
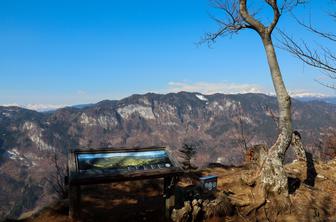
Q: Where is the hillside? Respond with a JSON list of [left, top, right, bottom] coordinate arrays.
[[1, 92, 336, 219], [10, 159, 336, 222]]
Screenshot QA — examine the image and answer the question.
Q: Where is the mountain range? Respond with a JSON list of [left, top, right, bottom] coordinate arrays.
[[1, 92, 336, 220]]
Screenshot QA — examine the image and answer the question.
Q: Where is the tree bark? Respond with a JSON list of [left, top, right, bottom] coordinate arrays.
[[259, 36, 293, 196], [291, 131, 307, 161]]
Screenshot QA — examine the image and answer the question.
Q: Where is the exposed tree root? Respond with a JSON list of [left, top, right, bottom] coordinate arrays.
[[244, 193, 266, 216], [236, 207, 250, 222], [227, 176, 296, 222], [233, 141, 303, 221]]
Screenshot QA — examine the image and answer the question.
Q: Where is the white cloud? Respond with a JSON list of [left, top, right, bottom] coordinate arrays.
[[166, 81, 335, 98], [167, 81, 270, 95], [23, 104, 67, 111], [1, 103, 67, 112], [288, 90, 331, 98], [2, 103, 20, 107]]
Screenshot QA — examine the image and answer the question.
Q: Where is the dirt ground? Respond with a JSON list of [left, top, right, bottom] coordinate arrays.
[[15, 159, 336, 222]]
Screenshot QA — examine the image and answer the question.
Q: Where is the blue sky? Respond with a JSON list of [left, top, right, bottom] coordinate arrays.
[[1, 0, 335, 109]]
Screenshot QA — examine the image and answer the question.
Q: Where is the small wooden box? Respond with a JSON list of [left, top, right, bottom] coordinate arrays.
[[199, 175, 217, 192]]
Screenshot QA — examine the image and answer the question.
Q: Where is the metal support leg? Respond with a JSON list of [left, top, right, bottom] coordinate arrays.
[[69, 185, 81, 221], [164, 176, 176, 221]]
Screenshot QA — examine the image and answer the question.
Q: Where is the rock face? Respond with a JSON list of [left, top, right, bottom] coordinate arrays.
[[171, 196, 234, 222], [1, 92, 336, 219]]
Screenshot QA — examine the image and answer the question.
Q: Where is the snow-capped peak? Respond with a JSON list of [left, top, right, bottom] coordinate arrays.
[[195, 94, 208, 101], [289, 91, 331, 98]]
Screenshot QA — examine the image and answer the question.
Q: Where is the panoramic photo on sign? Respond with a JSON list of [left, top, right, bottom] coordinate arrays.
[[77, 150, 173, 174]]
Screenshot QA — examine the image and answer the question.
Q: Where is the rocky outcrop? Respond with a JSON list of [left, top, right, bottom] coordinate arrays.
[[171, 194, 234, 222]]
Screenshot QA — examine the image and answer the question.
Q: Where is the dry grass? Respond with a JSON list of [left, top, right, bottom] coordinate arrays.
[[16, 159, 336, 222]]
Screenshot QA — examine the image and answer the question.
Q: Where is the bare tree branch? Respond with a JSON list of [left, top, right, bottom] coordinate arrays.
[[293, 16, 336, 42], [278, 29, 336, 87], [279, 30, 336, 72], [279, 0, 306, 13], [202, 0, 303, 44], [233, 105, 255, 151], [278, 5, 336, 89], [261, 104, 279, 128], [45, 152, 68, 199], [202, 0, 253, 44], [265, 0, 281, 34], [239, 0, 265, 34]]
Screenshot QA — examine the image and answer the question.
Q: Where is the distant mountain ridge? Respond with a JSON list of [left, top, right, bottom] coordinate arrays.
[[2, 92, 336, 112], [1, 92, 336, 219]]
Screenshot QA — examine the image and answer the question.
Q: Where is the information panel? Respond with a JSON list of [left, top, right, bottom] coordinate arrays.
[[68, 147, 181, 220], [77, 149, 174, 174]]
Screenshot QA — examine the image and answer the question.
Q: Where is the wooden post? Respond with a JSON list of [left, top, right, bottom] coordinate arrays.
[[68, 151, 81, 221], [69, 185, 81, 221], [164, 176, 176, 221]]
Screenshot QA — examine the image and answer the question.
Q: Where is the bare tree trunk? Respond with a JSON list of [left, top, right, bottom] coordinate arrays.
[[291, 131, 307, 161], [259, 37, 293, 196], [204, 0, 306, 198]]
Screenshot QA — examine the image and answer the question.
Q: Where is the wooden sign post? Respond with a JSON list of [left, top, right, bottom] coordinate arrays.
[[68, 147, 182, 221]]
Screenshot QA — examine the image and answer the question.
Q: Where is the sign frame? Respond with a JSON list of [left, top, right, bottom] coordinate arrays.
[[68, 146, 182, 221]]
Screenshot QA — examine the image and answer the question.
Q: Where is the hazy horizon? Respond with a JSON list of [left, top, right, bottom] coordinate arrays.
[[1, 90, 335, 112]]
